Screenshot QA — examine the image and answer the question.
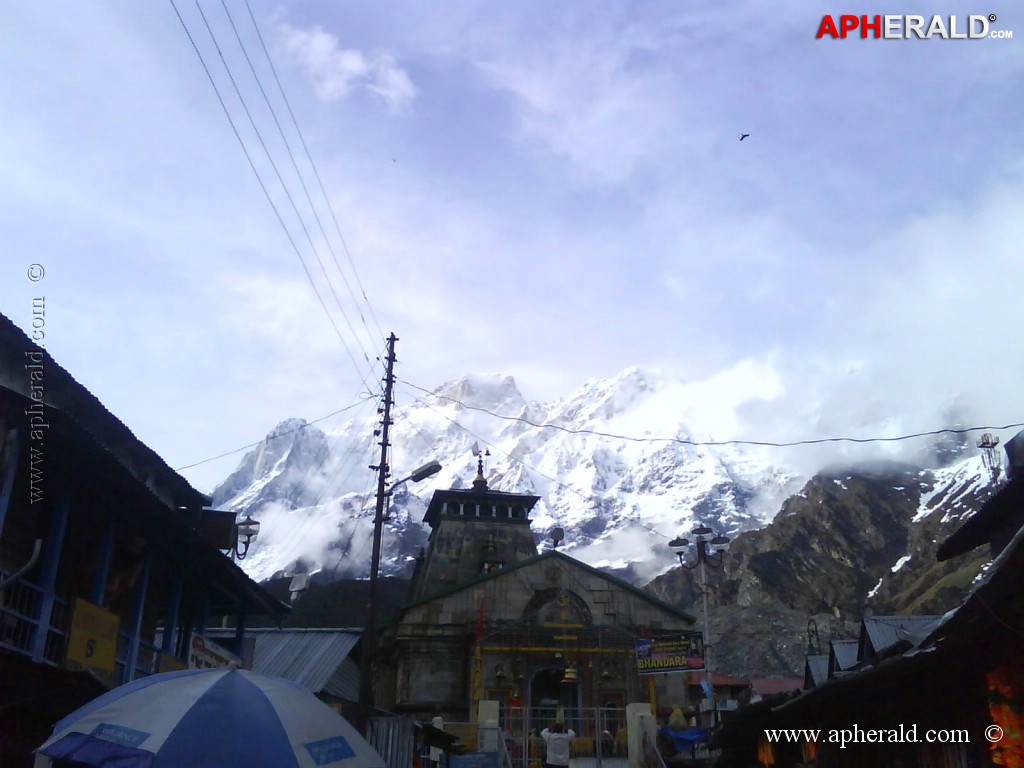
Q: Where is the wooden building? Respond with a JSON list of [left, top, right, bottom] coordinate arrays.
[[0, 312, 288, 765], [376, 458, 699, 742]]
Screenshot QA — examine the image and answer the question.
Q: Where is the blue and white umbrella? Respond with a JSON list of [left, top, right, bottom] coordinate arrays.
[[34, 667, 388, 768]]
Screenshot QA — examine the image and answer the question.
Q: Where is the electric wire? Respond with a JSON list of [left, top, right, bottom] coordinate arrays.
[[243, 0, 387, 345], [270, 426, 380, 564], [173, 396, 373, 472], [267, 340, 399, 565], [398, 377, 1024, 450], [169, 0, 378, 397], [394, 382, 674, 542], [193, 1, 380, 387], [218, 0, 383, 377]]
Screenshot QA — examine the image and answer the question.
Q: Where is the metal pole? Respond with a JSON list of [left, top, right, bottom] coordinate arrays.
[[698, 548, 712, 727], [358, 332, 397, 732]]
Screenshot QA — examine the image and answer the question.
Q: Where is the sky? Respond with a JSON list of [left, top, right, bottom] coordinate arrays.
[[1, 1, 1022, 493]]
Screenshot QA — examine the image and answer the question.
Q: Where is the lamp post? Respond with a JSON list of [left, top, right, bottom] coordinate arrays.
[[358, 459, 442, 731], [232, 514, 260, 561], [670, 525, 729, 726]]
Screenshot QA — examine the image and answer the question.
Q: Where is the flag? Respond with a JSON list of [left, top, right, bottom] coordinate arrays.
[[470, 441, 481, 456], [475, 601, 484, 643]]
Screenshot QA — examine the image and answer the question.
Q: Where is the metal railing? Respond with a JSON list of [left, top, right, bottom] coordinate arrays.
[[367, 712, 417, 768], [447, 709, 630, 768], [0, 573, 69, 665]]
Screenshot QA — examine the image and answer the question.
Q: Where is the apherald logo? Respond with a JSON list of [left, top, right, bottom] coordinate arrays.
[[816, 14, 994, 39]]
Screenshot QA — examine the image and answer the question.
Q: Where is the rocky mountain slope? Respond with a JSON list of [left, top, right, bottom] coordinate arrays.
[[646, 456, 998, 676]]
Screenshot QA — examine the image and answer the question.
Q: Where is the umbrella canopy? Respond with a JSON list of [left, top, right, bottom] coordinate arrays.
[[34, 667, 388, 768]]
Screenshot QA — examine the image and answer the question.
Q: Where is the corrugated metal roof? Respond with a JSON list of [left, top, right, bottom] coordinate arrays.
[[323, 656, 361, 701], [805, 655, 829, 688], [245, 629, 362, 693], [862, 615, 940, 656], [830, 640, 859, 672]]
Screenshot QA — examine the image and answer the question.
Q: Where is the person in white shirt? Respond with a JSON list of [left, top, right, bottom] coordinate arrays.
[[429, 717, 445, 768], [541, 722, 575, 768]]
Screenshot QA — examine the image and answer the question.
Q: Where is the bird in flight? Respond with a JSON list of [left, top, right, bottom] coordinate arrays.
[[740, 133, 750, 141]]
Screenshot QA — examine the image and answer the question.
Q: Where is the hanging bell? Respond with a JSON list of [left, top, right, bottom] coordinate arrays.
[[561, 666, 578, 684]]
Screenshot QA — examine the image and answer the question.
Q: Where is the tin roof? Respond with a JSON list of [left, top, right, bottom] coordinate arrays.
[[860, 615, 941, 657], [804, 655, 829, 688], [829, 640, 859, 673], [243, 628, 362, 694]]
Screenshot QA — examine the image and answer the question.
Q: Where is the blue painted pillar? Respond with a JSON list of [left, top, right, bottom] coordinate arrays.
[[0, 428, 21, 542], [125, 551, 152, 681], [235, 605, 246, 662], [194, 589, 208, 637], [31, 493, 70, 663], [162, 566, 184, 656], [90, 521, 114, 606]]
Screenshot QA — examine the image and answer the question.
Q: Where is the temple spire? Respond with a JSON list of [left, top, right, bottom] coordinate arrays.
[[472, 449, 490, 491]]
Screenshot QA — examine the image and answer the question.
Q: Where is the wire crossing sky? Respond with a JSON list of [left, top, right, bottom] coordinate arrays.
[[0, 1, 1021, 491]]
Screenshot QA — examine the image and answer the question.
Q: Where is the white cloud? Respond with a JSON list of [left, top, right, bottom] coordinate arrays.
[[277, 22, 416, 112]]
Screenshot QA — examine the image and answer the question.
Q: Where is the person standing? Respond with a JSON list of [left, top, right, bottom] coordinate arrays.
[[540, 722, 575, 768], [429, 716, 445, 768]]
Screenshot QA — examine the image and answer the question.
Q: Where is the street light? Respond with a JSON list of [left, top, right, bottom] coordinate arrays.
[[670, 525, 730, 726], [358, 459, 442, 729], [232, 514, 260, 561]]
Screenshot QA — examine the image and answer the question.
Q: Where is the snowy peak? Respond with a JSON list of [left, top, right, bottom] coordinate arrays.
[[432, 373, 527, 413], [211, 418, 330, 511], [218, 367, 805, 584]]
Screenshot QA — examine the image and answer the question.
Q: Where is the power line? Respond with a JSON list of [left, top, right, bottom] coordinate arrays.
[[169, 0, 378, 396], [394, 383, 673, 542], [218, 0, 383, 376], [193, 1, 380, 387], [398, 377, 1024, 450], [173, 397, 372, 471], [242, 0, 386, 345]]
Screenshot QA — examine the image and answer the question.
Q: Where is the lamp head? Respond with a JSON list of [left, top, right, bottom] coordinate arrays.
[[692, 525, 714, 543], [409, 460, 443, 483]]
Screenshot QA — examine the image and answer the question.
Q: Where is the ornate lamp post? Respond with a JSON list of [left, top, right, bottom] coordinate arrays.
[[232, 514, 260, 561], [670, 525, 730, 725]]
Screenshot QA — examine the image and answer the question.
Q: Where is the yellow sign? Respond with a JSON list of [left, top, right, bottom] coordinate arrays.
[[65, 598, 119, 673], [159, 652, 188, 673]]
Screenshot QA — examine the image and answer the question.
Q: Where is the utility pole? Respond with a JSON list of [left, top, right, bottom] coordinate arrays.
[[358, 332, 397, 734]]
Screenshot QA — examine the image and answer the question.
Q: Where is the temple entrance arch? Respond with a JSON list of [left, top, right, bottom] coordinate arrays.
[[528, 665, 582, 737]]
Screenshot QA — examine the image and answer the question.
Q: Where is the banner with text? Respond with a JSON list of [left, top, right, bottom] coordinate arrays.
[[634, 632, 705, 675]]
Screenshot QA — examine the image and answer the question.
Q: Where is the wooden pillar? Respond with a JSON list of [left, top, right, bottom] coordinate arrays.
[[90, 520, 114, 605], [125, 551, 152, 681], [234, 605, 247, 664], [162, 566, 184, 656], [0, 427, 20, 541], [31, 494, 69, 663]]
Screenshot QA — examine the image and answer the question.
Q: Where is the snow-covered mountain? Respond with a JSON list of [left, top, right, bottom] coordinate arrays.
[[211, 368, 801, 584]]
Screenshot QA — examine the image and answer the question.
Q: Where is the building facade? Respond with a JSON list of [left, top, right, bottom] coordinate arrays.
[[0, 312, 288, 765], [377, 461, 699, 742]]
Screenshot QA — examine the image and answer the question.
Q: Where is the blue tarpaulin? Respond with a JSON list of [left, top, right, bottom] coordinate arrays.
[[661, 727, 710, 752]]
